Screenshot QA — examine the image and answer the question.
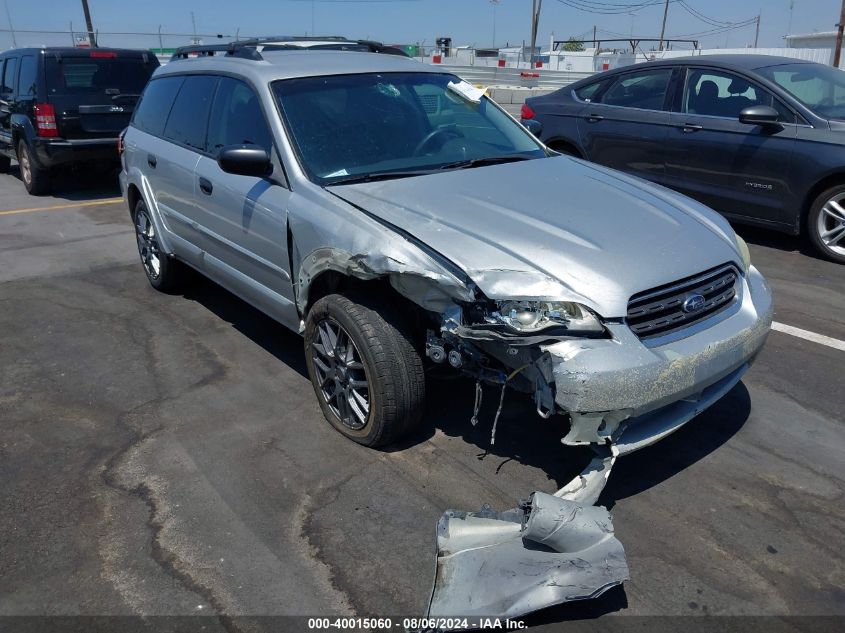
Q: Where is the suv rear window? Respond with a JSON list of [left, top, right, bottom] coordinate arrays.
[[45, 56, 155, 96]]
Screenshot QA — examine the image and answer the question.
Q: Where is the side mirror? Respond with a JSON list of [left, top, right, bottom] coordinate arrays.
[[523, 119, 543, 137], [217, 144, 272, 177], [739, 105, 780, 126]]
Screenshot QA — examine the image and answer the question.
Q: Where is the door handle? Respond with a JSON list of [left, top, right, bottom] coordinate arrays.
[[585, 113, 604, 123], [199, 177, 213, 195], [680, 123, 703, 133], [147, 154, 157, 168]]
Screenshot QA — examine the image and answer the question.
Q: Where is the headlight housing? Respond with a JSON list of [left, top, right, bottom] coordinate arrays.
[[736, 235, 752, 273], [491, 300, 604, 334]]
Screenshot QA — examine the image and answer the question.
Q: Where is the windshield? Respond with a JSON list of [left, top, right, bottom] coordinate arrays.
[[46, 56, 156, 97], [272, 72, 546, 185], [757, 62, 845, 120]]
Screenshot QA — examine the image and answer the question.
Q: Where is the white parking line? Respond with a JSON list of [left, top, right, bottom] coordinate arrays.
[[772, 321, 845, 352]]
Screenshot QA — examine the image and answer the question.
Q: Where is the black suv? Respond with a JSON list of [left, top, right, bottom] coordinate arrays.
[[0, 47, 159, 195]]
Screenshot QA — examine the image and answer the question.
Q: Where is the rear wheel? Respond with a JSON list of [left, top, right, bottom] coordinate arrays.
[[17, 140, 51, 195], [808, 186, 845, 264], [133, 199, 186, 291], [304, 293, 425, 448]]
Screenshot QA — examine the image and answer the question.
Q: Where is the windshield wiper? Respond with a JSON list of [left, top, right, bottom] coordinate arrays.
[[325, 169, 438, 186], [437, 154, 538, 171]]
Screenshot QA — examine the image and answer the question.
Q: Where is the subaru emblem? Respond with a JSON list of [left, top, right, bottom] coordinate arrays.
[[682, 294, 706, 313]]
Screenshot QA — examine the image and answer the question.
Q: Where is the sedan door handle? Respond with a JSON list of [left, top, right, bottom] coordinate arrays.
[[585, 113, 604, 123], [198, 177, 213, 195], [680, 123, 703, 133], [147, 154, 157, 168]]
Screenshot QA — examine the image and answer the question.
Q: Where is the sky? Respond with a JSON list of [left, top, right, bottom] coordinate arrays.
[[1, 0, 843, 52]]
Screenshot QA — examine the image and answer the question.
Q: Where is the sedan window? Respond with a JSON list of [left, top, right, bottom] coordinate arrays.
[[757, 62, 845, 121], [683, 69, 794, 122], [596, 69, 671, 110]]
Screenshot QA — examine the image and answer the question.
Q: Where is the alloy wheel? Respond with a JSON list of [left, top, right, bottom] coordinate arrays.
[[19, 146, 31, 187], [310, 318, 371, 430], [818, 192, 845, 257], [134, 208, 162, 280]]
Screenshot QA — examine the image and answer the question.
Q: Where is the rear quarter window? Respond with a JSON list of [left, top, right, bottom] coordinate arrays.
[[162, 75, 218, 150], [574, 80, 606, 102], [131, 76, 184, 137]]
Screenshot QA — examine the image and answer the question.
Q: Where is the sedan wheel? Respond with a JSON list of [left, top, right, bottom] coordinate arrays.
[[311, 317, 371, 431], [132, 199, 186, 291], [809, 186, 845, 264], [135, 206, 162, 281]]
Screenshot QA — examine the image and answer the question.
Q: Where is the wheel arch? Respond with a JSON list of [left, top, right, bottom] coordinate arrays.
[[545, 137, 585, 158]]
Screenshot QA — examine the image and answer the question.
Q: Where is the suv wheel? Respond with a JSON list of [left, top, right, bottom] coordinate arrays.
[[133, 199, 186, 291], [304, 294, 425, 447], [17, 140, 51, 195], [808, 186, 845, 264]]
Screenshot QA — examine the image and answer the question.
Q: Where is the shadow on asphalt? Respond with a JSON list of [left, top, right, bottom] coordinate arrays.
[[4, 164, 121, 201], [733, 222, 821, 259], [176, 272, 752, 502]]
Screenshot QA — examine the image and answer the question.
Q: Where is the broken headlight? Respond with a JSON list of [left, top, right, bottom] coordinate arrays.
[[492, 301, 603, 334]]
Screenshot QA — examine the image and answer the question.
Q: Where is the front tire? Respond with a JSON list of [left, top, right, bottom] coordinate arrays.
[[17, 140, 51, 195], [133, 199, 186, 291], [304, 293, 425, 448], [808, 186, 845, 264]]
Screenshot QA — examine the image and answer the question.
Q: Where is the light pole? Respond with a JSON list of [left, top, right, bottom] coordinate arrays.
[[490, 0, 500, 48]]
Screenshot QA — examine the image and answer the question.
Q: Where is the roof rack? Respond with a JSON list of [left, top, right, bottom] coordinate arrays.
[[170, 43, 263, 61]]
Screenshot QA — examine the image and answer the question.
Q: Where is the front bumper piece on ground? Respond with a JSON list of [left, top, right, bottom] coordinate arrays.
[[428, 491, 628, 620]]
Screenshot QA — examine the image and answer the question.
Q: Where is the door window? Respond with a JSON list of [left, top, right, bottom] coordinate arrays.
[[682, 69, 795, 122], [206, 78, 273, 154], [1, 57, 17, 96], [597, 69, 671, 110], [163, 75, 218, 150], [574, 79, 607, 102], [132, 76, 184, 137], [17, 55, 37, 97]]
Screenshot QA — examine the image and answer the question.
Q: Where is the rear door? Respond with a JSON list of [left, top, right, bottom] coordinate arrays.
[[193, 77, 294, 303], [44, 51, 158, 140], [0, 56, 18, 149], [575, 66, 674, 183], [663, 67, 798, 226]]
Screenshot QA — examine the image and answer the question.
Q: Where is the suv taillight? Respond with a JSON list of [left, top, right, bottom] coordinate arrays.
[[34, 103, 58, 138], [521, 103, 536, 120]]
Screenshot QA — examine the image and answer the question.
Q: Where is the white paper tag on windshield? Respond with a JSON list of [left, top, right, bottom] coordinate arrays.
[[447, 80, 486, 104], [325, 168, 349, 177]]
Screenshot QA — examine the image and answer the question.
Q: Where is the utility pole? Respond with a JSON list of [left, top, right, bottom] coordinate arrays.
[[81, 0, 97, 47], [753, 13, 761, 48], [835, 0, 845, 67], [529, 0, 542, 64], [490, 0, 500, 47], [658, 0, 669, 51], [3, 0, 16, 47], [592, 24, 596, 48]]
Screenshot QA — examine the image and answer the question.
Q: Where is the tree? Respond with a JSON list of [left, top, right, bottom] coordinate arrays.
[[562, 37, 584, 52]]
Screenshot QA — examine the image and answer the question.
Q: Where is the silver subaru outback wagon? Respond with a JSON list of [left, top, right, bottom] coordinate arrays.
[[120, 45, 773, 457]]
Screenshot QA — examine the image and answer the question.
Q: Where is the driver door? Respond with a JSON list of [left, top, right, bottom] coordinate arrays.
[[664, 67, 798, 226]]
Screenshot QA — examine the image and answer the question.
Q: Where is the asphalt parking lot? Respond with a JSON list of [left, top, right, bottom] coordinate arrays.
[[0, 160, 843, 632]]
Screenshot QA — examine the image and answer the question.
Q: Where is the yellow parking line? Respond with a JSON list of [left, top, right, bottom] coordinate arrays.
[[0, 197, 123, 217]]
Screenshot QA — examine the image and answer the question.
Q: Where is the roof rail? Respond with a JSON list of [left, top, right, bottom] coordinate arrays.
[[170, 43, 262, 61]]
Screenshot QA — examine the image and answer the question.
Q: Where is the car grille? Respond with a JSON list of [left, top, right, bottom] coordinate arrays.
[[627, 264, 740, 340]]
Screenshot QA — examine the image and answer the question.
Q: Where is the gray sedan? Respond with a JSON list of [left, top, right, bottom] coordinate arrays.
[[522, 54, 845, 264]]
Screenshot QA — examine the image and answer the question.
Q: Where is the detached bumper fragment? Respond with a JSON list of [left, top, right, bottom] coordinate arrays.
[[428, 492, 628, 621]]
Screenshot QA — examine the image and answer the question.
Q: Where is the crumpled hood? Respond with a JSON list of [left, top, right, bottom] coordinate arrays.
[[331, 156, 742, 317]]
